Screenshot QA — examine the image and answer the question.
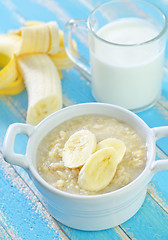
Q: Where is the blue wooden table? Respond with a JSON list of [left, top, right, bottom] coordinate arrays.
[[1, 0, 168, 239]]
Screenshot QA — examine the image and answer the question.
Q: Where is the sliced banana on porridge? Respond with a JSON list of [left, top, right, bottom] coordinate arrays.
[[62, 130, 97, 168], [78, 147, 119, 192], [97, 138, 126, 163], [37, 115, 147, 195]]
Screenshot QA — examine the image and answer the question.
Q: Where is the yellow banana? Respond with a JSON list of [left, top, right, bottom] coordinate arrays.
[[0, 20, 76, 124]]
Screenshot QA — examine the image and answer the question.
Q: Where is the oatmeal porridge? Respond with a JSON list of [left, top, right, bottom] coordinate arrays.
[[37, 115, 147, 195]]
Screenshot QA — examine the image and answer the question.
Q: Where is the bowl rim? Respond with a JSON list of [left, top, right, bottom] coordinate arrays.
[[28, 103, 155, 199]]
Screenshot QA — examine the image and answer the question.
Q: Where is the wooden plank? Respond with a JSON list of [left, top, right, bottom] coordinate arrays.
[[121, 194, 168, 240], [0, 226, 11, 240], [58, 223, 126, 240], [0, 153, 69, 240], [0, 211, 22, 240]]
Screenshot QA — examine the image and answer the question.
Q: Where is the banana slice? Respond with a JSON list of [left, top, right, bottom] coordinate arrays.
[[62, 130, 97, 168], [97, 138, 126, 163], [78, 147, 118, 192]]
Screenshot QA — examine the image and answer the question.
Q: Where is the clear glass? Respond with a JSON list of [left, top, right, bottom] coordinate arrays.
[[88, 0, 167, 111], [64, 0, 167, 111]]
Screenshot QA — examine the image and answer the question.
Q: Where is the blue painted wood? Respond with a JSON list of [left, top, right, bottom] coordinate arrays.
[[122, 194, 168, 240], [0, 158, 64, 240], [62, 69, 95, 104], [0, 227, 11, 240], [58, 223, 124, 240]]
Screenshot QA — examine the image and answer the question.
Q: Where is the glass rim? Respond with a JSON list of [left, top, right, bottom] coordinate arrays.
[[87, 0, 167, 47]]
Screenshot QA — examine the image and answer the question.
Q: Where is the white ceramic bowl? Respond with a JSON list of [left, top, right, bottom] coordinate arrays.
[[2, 103, 168, 230]]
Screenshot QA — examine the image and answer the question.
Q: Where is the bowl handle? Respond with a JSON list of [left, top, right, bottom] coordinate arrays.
[[2, 123, 35, 169], [152, 126, 168, 174]]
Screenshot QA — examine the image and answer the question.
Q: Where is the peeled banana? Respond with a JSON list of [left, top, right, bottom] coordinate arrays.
[[0, 20, 75, 125], [18, 54, 62, 125], [78, 147, 119, 192], [97, 138, 126, 163], [62, 130, 97, 168]]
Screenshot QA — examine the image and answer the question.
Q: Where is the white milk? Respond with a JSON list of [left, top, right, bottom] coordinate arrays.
[[90, 18, 165, 110]]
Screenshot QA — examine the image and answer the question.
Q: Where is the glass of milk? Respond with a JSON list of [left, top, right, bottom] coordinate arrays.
[[64, 0, 167, 111]]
